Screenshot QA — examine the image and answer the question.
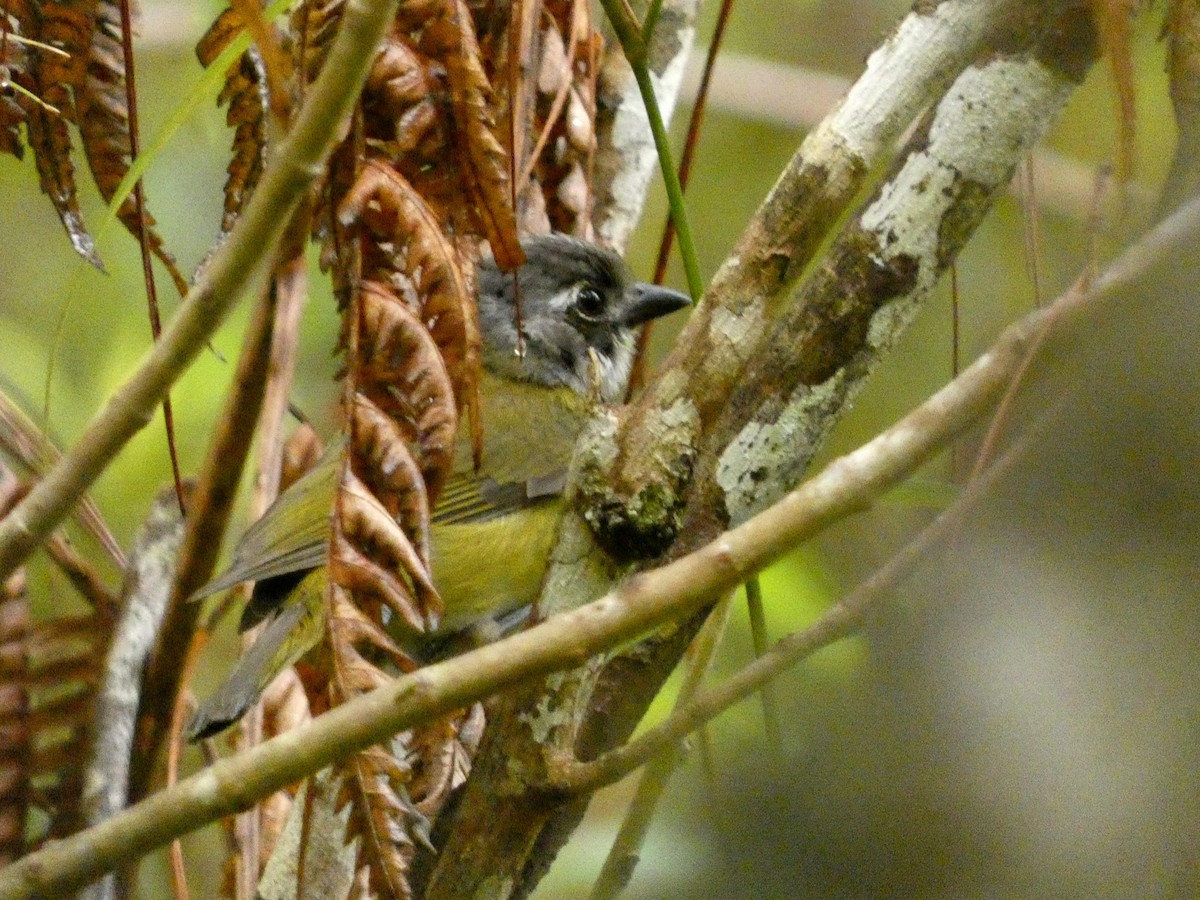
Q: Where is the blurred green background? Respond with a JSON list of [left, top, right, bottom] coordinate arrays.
[[0, 0, 1192, 896]]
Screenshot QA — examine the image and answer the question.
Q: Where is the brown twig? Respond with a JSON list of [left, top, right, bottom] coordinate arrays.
[[117, 0, 187, 517], [129, 276, 280, 806]]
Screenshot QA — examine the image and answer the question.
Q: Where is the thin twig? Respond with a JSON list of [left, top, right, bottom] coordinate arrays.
[[744, 576, 781, 743], [234, 221, 310, 897], [129, 276, 279, 808], [117, 0, 187, 516], [590, 592, 734, 899]]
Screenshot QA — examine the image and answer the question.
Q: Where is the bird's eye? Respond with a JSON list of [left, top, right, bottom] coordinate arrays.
[[575, 285, 605, 319]]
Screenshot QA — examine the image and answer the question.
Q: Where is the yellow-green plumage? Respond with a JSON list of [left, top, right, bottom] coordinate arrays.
[[188, 235, 690, 739]]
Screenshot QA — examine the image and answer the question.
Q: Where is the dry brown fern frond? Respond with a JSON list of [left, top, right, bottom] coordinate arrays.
[[76, 0, 188, 292], [197, 6, 273, 237]]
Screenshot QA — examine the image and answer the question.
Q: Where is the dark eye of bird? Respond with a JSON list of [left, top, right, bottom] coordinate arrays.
[[574, 285, 605, 319]]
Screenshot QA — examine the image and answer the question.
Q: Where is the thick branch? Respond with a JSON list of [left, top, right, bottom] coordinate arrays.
[[599, 0, 1074, 547], [0, 0, 402, 582]]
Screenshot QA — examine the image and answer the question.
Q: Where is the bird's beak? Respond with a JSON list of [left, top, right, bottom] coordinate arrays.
[[620, 283, 692, 327]]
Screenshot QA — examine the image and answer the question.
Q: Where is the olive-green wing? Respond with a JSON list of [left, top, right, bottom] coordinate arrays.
[[432, 469, 567, 525], [195, 444, 567, 598], [192, 448, 339, 599]]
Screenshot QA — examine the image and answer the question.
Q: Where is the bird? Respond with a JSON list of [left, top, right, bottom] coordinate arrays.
[[187, 234, 691, 738]]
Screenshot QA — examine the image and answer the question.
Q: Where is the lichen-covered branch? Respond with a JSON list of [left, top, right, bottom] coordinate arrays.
[[595, 0, 1076, 551], [564, 0, 1100, 845]]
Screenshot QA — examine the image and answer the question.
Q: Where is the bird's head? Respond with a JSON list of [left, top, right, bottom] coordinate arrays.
[[476, 235, 691, 402]]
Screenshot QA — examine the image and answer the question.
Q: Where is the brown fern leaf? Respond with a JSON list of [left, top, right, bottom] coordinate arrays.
[[338, 163, 481, 454], [365, 30, 444, 156], [338, 743, 421, 900], [325, 582, 421, 896], [20, 612, 105, 845], [0, 595, 30, 867], [292, 0, 347, 86], [23, 92, 102, 269], [335, 465, 439, 633], [407, 703, 483, 821], [0, 473, 30, 867], [2, 0, 101, 267], [323, 445, 432, 897], [350, 391, 434, 567], [355, 281, 458, 503], [197, 6, 271, 237], [423, 0, 523, 269], [32, 0, 93, 116], [77, 0, 189, 292], [0, 1, 50, 160]]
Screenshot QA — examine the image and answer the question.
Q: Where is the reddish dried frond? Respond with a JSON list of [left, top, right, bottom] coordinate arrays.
[[33, 0, 94, 117], [338, 164, 482, 443], [197, 7, 271, 236], [333, 466, 439, 633], [24, 98, 103, 269], [337, 743, 421, 900], [366, 34, 443, 156], [0, 575, 30, 867], [15, 611, 106, 847], [0, 1, 50, 159], [77, 0, 186, 293], [407, 703, 483, 821], [355, 281, 458, 501], [423, 0, 523, 269], [291, 0, 347, 86], [350, 392, 434, 565]]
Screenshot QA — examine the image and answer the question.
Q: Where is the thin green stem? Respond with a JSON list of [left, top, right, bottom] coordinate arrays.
[[598, 0, 705, 302], [642, 0, 666, 42], [744, 576, 782, 744], [629, 61, 704, 301]]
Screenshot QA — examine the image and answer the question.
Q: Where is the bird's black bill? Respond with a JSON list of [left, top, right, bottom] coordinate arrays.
[[621, 282, 692, 327]]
